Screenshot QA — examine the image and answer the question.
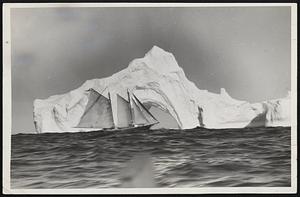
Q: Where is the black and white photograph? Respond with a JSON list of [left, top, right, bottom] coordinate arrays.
[[2, 3, 297, 194]]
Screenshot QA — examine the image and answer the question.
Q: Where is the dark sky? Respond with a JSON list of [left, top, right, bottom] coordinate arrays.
[[11, 7, 291, 133]]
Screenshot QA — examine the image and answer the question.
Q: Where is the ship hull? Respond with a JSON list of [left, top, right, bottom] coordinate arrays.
[[108, 124, 154, 132], [76, 124, 155, 133]]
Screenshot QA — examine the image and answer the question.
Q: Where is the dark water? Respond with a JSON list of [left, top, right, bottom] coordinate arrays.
[[11, 127, 291, 188]]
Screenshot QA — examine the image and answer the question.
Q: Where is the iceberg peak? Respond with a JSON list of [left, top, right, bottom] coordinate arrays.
[[220, 88, 230, 97], [146, 45, 170, 56], [219, 88, 237, 102], [142, 46, 181, 74]]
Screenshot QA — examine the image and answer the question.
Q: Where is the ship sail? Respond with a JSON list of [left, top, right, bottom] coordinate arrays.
[[76, 88, 115, 128], [132, 93, 158, 124], [129, 92, 158, 126], [116, 94, 132, 128], [131, 98, 149, 125]]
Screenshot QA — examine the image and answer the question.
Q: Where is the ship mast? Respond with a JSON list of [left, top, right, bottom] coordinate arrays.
[[127, 89, 135, 127], [108, 89, 115, 129]]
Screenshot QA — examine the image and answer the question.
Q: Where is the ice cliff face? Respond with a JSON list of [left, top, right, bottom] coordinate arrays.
[[33, 46, 291, 133]]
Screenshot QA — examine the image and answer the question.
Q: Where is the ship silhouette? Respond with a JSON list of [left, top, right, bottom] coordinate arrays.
[[74, 88, 159, 131]]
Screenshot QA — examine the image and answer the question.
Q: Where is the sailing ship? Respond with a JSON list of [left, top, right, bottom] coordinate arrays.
[[74, 88, 159, 131]]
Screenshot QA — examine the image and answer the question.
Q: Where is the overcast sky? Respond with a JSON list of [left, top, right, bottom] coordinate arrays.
[[11, 6, 291, 133]]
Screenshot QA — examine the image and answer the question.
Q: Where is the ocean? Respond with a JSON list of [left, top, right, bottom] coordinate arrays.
[[11, 127, 291, 188]]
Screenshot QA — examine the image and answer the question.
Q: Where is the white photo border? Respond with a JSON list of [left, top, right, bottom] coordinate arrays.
[[2, 3, 297, 194]]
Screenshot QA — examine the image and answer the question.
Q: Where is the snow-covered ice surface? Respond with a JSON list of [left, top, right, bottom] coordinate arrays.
[[33, 46, 291, 133]]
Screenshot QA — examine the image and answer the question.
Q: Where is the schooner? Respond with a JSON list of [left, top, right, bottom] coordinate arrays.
[[75, 88, 159, 131]]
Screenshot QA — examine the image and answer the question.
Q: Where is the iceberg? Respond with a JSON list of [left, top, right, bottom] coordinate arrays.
[[33, 46, 291, 133]]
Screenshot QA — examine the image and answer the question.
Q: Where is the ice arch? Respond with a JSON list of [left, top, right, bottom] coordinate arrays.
[[132, 88, 183, 129]]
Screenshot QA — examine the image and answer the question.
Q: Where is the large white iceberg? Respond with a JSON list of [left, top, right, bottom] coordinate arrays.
[[33, 46, 291, 133]]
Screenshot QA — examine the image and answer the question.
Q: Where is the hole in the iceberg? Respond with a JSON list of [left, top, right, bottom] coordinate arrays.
[[148, 106, 180, 129]]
